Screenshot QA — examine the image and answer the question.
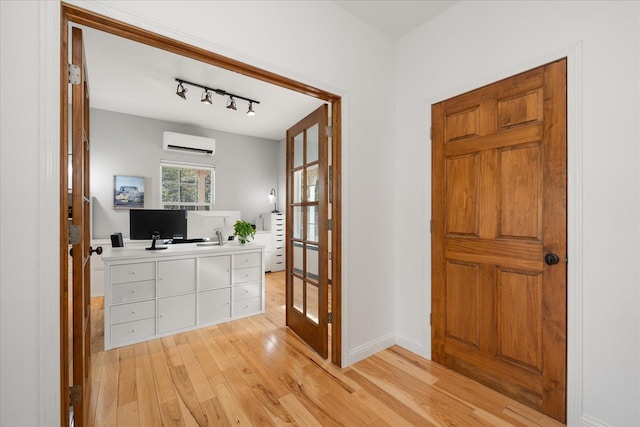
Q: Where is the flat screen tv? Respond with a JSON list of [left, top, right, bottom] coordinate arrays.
[[129, 209, 187, 250]]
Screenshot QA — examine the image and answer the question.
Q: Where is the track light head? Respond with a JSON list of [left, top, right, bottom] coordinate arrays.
[[226, 96, 237, 111], [201, 90, 213, 105], [247, 101, 256, 116], [176, 82, 188, 100]]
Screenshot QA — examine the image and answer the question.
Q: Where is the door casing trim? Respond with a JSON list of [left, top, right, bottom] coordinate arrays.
[[425, 42, 583, 425]]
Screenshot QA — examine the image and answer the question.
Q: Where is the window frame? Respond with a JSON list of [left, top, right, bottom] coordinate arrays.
[[159, 160, 215, 211]]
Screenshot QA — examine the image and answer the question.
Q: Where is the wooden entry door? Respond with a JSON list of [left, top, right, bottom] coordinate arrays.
[[286, 105, 330, 358], [431, 59, 567, 422]]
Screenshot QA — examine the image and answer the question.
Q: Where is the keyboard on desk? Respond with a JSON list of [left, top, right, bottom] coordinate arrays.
[[170, 238, 205, 244]]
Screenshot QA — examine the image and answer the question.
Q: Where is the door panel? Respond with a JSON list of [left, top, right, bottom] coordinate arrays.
[[66, 26, 94, 427], [286, 105, 329, 358], [432, 59, 567, 422]]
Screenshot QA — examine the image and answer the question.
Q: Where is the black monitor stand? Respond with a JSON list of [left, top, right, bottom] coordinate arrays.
[[146, 232, 168, 250]]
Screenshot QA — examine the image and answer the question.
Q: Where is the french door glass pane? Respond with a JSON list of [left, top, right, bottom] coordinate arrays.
[[306, 244, 318, 281], [307, 206, 318, 242], [293, 169, 303, 203], [293, 276, 304, 313], [306, 165, 318, 202], [294, 132, 304, 168], [293, 206, 303, 239], [306, 282, 319, 323], [307, 124, 319, 163], [293, 242, 303, 275]]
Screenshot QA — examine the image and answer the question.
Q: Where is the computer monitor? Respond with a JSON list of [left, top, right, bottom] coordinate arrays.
[[129, 209, 187, 250]]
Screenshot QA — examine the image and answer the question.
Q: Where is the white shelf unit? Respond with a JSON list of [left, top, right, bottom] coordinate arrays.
[[103, 243, 264, 350], [262, 212, 285, 272]]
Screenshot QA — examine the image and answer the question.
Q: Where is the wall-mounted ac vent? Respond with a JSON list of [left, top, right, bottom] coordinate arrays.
[[162, 131, 215, 156]]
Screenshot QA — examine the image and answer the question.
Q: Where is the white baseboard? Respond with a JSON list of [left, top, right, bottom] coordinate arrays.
[[345, 333, 395, 366], [581, 415, 610, 427], [396, 334, 429, 360]]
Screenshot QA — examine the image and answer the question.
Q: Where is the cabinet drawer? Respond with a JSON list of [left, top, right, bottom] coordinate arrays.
[[233, 283, 261, 301], [111, 318, 155, 346], [111, 280, 155, 304], [233, 252, 261, 269], [158, 258, 196, 297], [111, 262, 155, 284], [233, 297, 262, 317], [158, 293, 196, 333], [232, 267, 261, 285], [198, 288, 231, 324], [110, 300, 155, 325], [199, 256, 231, 291]]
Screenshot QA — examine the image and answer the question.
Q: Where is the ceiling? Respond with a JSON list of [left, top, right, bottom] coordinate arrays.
[[333, 0, 457, 39], [81, 1, 456, 141]]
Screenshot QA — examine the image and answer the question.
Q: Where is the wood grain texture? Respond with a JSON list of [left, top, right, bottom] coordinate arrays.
[[88, 272, 563, 426]]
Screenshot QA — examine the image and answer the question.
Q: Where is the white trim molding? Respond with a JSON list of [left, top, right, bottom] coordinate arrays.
[[582, 414, 610, 427], [39, 0, 61, 424], [346, 333, 396, 366]]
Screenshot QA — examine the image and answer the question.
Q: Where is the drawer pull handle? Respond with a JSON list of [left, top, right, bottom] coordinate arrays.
[[131, 290, 136, 294], [131, 271, 136, 275], [243, 290, 249, 294], [131, 310, 136, 314], [131, 328, 136, 333]]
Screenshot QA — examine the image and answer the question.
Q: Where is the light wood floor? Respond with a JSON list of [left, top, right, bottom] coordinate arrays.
[[88, 272, 564, 426]]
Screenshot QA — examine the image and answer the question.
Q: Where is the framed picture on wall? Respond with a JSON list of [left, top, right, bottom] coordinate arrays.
[[113, 175, 145, 209]]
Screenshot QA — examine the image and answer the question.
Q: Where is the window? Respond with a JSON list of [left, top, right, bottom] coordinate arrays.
[[160, 162, 214, 210]]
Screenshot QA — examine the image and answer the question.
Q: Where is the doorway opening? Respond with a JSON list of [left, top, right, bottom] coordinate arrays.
[[60, 3, 342, 426]]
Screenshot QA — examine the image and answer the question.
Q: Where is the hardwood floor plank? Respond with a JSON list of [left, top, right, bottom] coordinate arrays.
[[176, 338, 216, 402], [344, 368, 436, 426], [200, 396, 233, 427], [212, 381, 255, 425], [278, 393, 322, 427], [220, 366, 277, 426], [134, 342, 163, 426], [157, 398, 185, 427], [117, 345, 137, 407], [168, 364, 209, 426], [148, 339, 179, 404], [115, 401, 139, 427], [93, 349, 119, 426]]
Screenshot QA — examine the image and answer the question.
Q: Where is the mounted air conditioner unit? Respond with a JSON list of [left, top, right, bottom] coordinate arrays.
[[162, 131, 215, 156]]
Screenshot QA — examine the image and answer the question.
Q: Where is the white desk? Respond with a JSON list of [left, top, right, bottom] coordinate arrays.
[[102, 242, 265, 349]]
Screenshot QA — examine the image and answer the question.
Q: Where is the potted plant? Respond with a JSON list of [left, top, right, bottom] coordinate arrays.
[[233, 220, 256, 244]]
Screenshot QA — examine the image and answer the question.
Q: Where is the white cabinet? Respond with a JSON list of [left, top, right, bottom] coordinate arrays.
[[158, 293, 196, 333], [158, 258, 196, 297], [103, 244, 264, 349], [232, 252, 263, 317], [262, 212, 285, 272], [253, 231, 273, 272]]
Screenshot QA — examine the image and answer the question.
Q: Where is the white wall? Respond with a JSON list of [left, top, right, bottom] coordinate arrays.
[[394, 1, 640, 426], [0, 0, 396, 424], [1, 1, 61, 425], [90, 108, 279, 239]]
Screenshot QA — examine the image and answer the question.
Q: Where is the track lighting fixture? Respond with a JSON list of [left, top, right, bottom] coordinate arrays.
[[201, 90, 213, 105], [174, 78, 259, 116], [247, 101, 256, 117], [226, 96, 237, 111], [176, 82, 187, 100]]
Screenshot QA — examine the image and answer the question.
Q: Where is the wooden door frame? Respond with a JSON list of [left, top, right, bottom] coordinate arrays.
[[426, 45, 583, 424], [59, 4, 343, 421]]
